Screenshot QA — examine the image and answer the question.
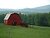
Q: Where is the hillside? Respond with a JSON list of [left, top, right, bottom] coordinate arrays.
[[0, 5, 50, 14], [0, 9, 17, 14], [18, 5, 50, 14]]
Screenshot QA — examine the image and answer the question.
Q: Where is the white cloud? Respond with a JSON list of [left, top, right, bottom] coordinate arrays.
[[0, 0, 49, 9]]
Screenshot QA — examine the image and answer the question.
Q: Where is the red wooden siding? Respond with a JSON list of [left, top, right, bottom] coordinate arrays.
[[4, 13, 24, 25]]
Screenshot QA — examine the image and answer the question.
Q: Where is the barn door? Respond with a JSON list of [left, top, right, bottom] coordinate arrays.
[[12, 20, 16, 26]]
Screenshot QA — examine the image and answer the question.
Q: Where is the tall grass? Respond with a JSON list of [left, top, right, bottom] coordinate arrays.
[[0, 23, 50, 38]]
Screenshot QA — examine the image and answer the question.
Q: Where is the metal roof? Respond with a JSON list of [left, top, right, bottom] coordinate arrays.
[[4, 13, 12, 20]]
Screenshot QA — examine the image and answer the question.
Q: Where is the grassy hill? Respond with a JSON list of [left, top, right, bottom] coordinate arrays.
[[0, 23, 50, 38]]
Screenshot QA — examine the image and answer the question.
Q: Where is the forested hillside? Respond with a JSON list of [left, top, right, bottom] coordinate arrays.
[[0, 5, 50, 14], [18, 5, 50, 14], [21, 12, 50, 26]]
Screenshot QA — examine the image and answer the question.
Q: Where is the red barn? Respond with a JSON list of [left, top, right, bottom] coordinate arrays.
[[4, 13, 25, 26]]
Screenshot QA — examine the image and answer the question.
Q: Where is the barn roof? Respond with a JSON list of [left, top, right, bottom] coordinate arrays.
[[4, 12, 21, 20], [4, 13, 12, 20]]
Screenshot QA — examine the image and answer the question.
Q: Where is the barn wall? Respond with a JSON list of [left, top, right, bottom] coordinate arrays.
[[4, 13, 23, 25]]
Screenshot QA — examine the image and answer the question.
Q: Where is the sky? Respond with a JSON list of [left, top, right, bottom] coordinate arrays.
[[0, 0, 50, 9]]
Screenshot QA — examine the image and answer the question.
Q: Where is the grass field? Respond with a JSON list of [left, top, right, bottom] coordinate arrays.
[[0, 23, 50, 38]]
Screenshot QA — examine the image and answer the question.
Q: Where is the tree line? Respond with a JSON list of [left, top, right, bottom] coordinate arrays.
[[21, 12, 50, 27]]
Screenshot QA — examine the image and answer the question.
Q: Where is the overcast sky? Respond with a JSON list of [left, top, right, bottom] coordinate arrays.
[[0, 0, 50, 9]]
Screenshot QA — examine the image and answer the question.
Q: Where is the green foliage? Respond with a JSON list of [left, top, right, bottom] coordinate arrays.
[[0, 14, 6, 23], [21, 12, 50, 27], [47, 12, 50, 26]]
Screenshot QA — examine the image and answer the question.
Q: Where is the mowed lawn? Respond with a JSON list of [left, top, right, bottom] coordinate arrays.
[[0, 23, 50, 38]]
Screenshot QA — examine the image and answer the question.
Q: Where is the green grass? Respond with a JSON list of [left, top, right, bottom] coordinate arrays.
[[0, 23, 50, 38]]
